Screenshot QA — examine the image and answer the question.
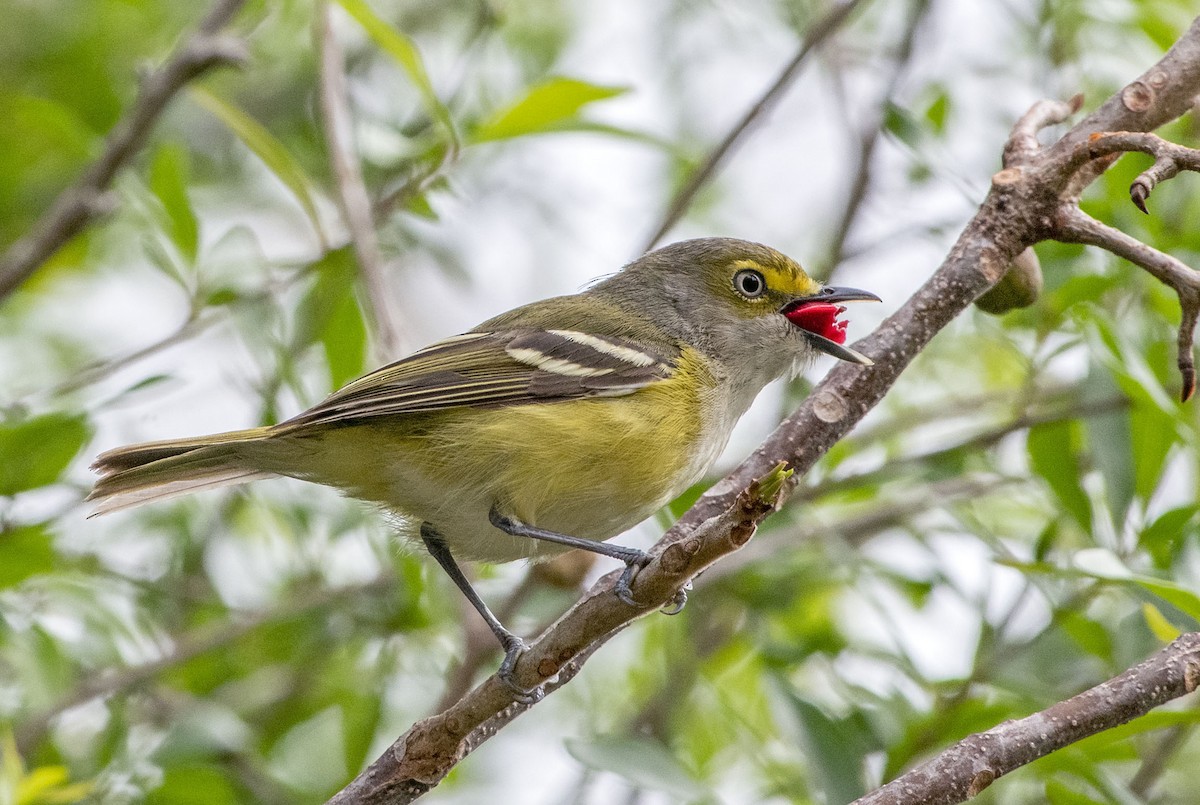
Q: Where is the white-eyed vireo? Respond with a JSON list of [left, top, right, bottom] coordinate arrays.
[[89, 237, 878, 699]]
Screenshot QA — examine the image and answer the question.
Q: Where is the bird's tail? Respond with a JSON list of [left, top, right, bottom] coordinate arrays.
[[88, 427, 277, 515]]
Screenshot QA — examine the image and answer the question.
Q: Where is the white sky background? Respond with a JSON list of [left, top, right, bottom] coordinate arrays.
[[7, 0, 1185, 801]]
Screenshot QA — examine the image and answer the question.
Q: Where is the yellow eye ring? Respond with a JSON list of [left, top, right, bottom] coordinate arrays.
[[733, 269, 767, 299]]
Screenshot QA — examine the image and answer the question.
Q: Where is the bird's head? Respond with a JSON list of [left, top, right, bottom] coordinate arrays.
[[604, 238, 879, 374]]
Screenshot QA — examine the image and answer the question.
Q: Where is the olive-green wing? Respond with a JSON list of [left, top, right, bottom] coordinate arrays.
[[279, 329, 677, 428]]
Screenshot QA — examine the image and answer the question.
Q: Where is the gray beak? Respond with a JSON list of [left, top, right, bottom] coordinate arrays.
[[805, 331, 874, 365], [807, 287, 883, 305]]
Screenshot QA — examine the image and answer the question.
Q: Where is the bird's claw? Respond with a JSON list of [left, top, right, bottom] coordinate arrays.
[[615, 552, 652, 607], [614, 554, 690, 615], [497, 637, 544, 704], [660, 582, 690, 615]]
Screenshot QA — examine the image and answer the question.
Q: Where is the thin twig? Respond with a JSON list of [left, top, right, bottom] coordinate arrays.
[[1054, 202, 1200, 299], [638, 0, 871, 253], [21, 257, 323, 408], [819, 0, 932, 280], [1055, 204, 1200, 400], [0, 0, 249, 301], [1082, 130, 1200, 212], [317, 2, 404, 358], [852, 633, 1200, 805], [1129, 718, 1196, 798], [1002, 94, 1084, 167]]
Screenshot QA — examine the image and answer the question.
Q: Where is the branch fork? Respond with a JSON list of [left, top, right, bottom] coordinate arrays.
[[994, 94, 1200, 401]]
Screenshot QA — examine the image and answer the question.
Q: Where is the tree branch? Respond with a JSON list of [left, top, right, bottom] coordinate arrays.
[[329, 15, 1200, 804], [678, 16, 1200, 532], [328, 472, 787, 804], [852, 633, 1200, 805], [639, 0, 871, 253], [0, 0, 250, 301]]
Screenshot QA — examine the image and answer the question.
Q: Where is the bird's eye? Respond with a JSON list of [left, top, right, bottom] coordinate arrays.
[[733, 269, 767, 299]]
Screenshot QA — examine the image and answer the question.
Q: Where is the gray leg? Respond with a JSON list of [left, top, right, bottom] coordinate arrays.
[[488, 508, 687, 613], [420, 523, 543, 703], [488, 508, 649, 563]]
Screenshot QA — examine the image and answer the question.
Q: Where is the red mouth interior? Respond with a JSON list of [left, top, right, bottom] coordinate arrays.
[[783, 302, 849, 344]]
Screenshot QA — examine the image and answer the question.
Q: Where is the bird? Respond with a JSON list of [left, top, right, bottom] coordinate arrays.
[[88, 237, 878, 700]]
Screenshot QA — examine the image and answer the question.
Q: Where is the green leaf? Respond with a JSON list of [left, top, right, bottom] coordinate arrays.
[[0, 412, 90, 496], [142, 228, 190, 289], [17, 764, 93, 805], [203, 287, 242, 307], [1027, 420, 1092, 532], [403, 192, 438, 221], [146, 765, 238, 805], [1089, 411, 1134, 520], [1046, 779, 1105, 804], [0, 524, 57, 587], [148, 143, 199, 263], [1137, 6, 1185, 51], [334, 0, 457, 145], [144, 767, 236, 805], [565, 735, 705, 800], [1084, 314, 1177, 414], [3, 731, 24, 795], [1141, 601, 1182, 642], [292, 247, 366, 389], [1139, 504, 1197, 567], [1055, 274, 1113, 305], [1130, 400, 1177, 501], [294, 247, 353, 350], [321, 272, 367, 389], [190, 87, 325, 243], [883, 102, 923, 148], [1060, 611, 1113, 663], [1033, 520, 1060, 562], [923, 88, 950, 134], [472, 77, 629, 142], [1130, 576, 1200, 624]]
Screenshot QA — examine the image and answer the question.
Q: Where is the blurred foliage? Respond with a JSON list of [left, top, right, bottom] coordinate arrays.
[[1, 0, 1200, 803]]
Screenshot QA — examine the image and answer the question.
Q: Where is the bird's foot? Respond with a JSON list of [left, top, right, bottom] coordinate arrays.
[[497, 636, 544, 705], [614, 552, 690, 615], [614, 550, 651, 607]]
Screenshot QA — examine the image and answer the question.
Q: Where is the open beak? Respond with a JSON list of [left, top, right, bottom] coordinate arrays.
[[780, 286, 881, 366]]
